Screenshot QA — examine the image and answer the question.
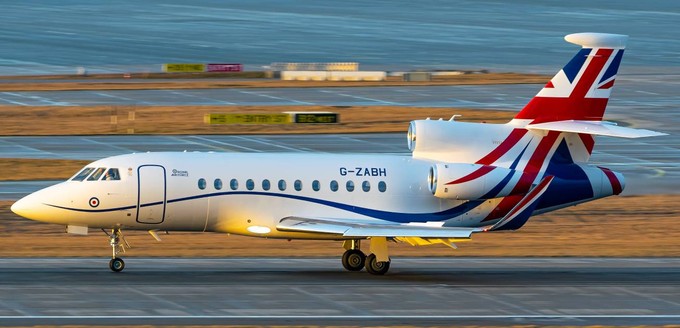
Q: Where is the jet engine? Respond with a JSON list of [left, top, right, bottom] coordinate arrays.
[[428, 163, 518, 200]]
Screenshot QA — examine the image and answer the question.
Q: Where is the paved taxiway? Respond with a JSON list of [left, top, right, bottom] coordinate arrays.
[[0, 257, 678, 326]]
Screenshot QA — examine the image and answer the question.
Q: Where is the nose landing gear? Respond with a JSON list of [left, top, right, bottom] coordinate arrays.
[[105, 228, 129, 272]]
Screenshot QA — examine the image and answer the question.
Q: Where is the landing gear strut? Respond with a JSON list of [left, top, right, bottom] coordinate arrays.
[[106, 228, 128, 272]]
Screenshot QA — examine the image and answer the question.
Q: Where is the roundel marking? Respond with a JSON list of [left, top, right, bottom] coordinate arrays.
[[89, 197, 100, 208]]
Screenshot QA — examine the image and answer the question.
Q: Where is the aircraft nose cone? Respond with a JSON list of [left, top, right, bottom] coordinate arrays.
[[11, 196, 35, 219]]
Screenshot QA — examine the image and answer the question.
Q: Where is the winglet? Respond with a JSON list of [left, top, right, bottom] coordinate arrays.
[[486, 175, 554, 232]]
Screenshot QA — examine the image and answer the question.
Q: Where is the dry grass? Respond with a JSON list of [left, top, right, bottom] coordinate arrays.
[[2, 194, 679, 257], [0, 158, 91, 180], [0, 73, 549, 91], [0, 105, 515, 135]]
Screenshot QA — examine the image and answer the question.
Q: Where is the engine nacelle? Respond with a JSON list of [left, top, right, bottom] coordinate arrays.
[[408, 119, 516, 163], [428, 163, 517, 200]]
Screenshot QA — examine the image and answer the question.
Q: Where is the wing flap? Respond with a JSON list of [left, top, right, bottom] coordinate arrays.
[[277, 216, 478, 238], [527, 120, 666, 138], [343, 226, 477, 238]]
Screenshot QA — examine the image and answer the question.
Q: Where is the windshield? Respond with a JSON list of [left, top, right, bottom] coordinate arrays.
[[103, 168, 120, 181], [87, 168, 107, 181], [71, 167, 95, 181]]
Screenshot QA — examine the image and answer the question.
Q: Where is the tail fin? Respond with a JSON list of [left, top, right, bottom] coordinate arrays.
[[514, 33, 627, 124]]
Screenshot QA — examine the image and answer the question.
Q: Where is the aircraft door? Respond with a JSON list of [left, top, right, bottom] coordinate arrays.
[[137, 165, 166, 224]]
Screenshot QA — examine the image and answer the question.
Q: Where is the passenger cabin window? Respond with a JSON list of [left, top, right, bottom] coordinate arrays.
[[330, 180, 339, 192], [246, 179, 255, 191], [278, 179, 286, 191], [198, 178, 207, 190], [87, 168, 107, 181], [294, 180, 303, 191], [346, 180, 355, 192], [103, 168, 120, 181], [214, 178, 223, 190], [262, 179, 271, 191], [362, 181, 370, 192], [378, 181, 387, 192], [312, 180, 320, 192], [230, 179, 238, 190], [72, 167, 95, 181]]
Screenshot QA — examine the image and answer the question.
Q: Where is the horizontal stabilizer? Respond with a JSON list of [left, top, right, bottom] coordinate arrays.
[[527, 120, 667, 138]]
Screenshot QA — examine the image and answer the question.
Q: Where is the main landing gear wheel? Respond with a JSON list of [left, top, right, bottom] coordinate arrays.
[[109, 257, 125, 272], [342, 249, 366, 271], [365, 253, 390, 275]]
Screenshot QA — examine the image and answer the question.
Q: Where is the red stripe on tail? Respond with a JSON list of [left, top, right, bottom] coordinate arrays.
[[476, 129, 528, 165], [445, 165, 495, 185]]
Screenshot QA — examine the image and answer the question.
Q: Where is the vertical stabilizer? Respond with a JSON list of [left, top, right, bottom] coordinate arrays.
[[514, 33, 628, 124]]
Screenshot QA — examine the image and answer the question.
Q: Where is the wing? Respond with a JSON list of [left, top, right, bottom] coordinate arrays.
[[277, 216, 480, 238], [276, 175, 555, 243]]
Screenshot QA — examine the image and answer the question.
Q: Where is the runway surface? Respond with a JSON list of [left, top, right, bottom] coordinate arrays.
[[1, 1, 678, 75], [0, 257, 678, 326]]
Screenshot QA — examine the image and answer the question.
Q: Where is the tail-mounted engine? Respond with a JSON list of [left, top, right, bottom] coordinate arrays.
[[408, 119, 516, 163], [428, 163, 519, 200]]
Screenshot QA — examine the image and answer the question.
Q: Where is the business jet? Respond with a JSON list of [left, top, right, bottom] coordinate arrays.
[[11, 33, 664, 275]]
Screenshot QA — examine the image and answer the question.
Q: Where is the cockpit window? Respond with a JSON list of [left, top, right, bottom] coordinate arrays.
[[87, 167, 107, 181], [71, 167, 95, 181], [103, 168, 120, 181]]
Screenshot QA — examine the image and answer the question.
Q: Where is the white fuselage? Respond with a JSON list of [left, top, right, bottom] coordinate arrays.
[[12, 120, 624, 240], [15, 152, 499, 239]]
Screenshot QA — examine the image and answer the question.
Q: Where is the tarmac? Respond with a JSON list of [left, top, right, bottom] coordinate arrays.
[[0, 257, 678, 326]]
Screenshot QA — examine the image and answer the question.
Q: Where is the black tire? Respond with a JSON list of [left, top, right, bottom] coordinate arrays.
[[365, 253, 390, 275], [341, 249, 366, 271], [109, 257, 125, 272]]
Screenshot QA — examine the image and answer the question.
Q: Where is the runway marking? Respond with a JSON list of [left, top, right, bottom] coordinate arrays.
[[186, 136, 262, 152], [233, 136, 307, 152], [83, 137, 136, 153], [237, 90, 314, 105], [163, 90, 236, 105], [0, 94, 29, 105], [3, 92, 73, 106], [93, 92, 152, 105], [319, 90, 402, 105]]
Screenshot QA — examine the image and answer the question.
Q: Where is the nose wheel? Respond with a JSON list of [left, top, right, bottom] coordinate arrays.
[[106, 228, 129, 272], [109, 257, 125, 272]]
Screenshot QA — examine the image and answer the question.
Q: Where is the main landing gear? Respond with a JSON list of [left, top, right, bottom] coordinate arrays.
[[341, 239, 391, 275], [105, 228, 129, 272]]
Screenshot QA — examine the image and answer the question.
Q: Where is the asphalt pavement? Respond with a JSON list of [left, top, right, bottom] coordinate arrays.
[[0, 257, 678, 326]]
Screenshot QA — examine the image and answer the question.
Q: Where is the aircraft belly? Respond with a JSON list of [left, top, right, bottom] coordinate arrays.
[[202, 192, 475, 238]]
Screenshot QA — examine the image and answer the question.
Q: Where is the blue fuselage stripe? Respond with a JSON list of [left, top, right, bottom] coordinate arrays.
[[46, 191, 484, 223]]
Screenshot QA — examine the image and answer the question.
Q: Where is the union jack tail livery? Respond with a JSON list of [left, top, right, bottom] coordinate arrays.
[[409, 33, 665, 228], [515, 33, 627, 124]]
